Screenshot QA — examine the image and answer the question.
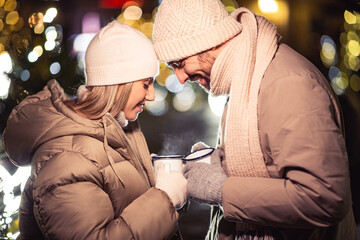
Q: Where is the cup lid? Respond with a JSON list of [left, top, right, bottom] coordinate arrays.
[[183, 148, 214, 162]]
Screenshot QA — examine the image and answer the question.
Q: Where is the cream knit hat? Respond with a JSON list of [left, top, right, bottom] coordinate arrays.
[[152, 0, 243, 62], [85, 21, 159, 86]]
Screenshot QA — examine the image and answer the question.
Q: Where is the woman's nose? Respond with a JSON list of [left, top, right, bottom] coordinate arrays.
[[146, 85, 155, 101]]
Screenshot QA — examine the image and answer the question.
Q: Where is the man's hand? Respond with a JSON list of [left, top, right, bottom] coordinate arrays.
[[183, 148, 227, 204]]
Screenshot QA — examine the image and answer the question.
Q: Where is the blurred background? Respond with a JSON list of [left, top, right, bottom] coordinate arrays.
[[0, 0, 359, 239]]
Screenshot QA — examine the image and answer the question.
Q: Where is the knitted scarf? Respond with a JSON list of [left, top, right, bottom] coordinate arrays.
[[210, 8, 279, 178]]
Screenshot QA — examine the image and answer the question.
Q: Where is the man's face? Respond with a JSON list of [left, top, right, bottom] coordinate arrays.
[[168, 51, 216, 91]]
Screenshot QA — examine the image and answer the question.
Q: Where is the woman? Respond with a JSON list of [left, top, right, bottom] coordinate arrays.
[[2, 21, 187, 239]]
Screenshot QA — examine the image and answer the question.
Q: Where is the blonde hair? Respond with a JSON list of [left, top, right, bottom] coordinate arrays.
[[64, 83, 133, 120]]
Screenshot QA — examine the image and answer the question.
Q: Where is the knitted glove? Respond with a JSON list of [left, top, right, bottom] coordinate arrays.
[[155, 163, 188, 209], [191, 142, 210, 152], [183, 148, 227, 204]]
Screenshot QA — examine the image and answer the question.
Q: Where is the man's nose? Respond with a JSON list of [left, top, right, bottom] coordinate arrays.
[[174, 68, 189, 84]]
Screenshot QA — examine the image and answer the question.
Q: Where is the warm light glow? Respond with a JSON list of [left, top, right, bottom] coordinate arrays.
[[44, 40, 56, 51], [140, 21, 153, 38], [34, 23, 44, 34], [145, 100, 168, 116], [258, 0, 279, 13], [347, 55, 360, 71], [82, 12, 101, 33], [5, 11, 19, 25], [348, 40, 360, 56], [43, 7, 58, 23], [73, 33, 96, 52], [320, 35, 337, 67], [344, 10, 356, 24], [208, 94, 227, 117], [45, 26, 57, 41], [0, 51, 12, 99], [123, 6, 142, 20], [28, 12, 44, 28], [33, 45, 43, 57], [173, 84, 195, 112], [165, 74, 184, 93], [145, 84, 169, 116], [222, 0, 238, 8], [350, 74, 360, 92], [0, 164, 31, 237], [156, 67, 172, 86], [331, 71, 348, 95], [4, 0, 17, 11], [27, 51, 39, 62]]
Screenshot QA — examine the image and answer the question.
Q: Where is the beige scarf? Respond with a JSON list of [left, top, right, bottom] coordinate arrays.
[[210, 8, 279, 178]]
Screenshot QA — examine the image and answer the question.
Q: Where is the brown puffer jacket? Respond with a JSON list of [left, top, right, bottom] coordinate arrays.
[[218, 44, 357, 239], [2, 80, 178, 240]]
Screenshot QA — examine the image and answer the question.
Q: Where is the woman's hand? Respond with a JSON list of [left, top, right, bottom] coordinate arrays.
[[155, 163, 188, 209]]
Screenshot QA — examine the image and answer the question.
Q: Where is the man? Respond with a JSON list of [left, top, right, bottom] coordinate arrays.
[[152, 0, 357, 239]]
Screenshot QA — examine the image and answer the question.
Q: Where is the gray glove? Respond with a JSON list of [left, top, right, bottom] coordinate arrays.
[[191, 142, 210, 152], [183, 148, 227, 204]]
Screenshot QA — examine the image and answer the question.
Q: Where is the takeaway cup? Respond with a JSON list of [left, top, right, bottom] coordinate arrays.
[[183, 147, 215, 164]]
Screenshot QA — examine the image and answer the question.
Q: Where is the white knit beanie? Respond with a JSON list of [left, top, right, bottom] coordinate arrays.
[[152, 0, 243, 62], [85, 20, 159, 86]]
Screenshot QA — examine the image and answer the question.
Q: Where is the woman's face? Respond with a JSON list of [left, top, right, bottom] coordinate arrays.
[[123, 78, 155, 121]]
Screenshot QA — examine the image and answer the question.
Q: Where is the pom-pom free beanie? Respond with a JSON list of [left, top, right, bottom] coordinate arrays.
[[152, 0, 243, 62], [85, 21, 159, 86]]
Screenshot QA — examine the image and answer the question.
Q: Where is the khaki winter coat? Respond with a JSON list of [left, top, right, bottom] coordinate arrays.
[[219, 44, 357, 239], [2, 80, 178, 240]]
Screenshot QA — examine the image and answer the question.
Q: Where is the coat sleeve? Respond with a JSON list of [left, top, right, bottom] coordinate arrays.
[[32, 152, 178, 240], [221, 75, 352, 228]]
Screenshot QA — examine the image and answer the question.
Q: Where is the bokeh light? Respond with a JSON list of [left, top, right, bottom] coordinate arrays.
[[20, 69, 30, 81], [330, 71, 349, 95], [0, 51, 13, 99], [258, 0, 279, 13], [4, 0, 16, 11], [173, 84, 196, 112], [45, 26, 57, 41], [350, 74, 360, 92], [344, 10, 357, 24], [123, 6, 142, 20], [50, 62, 61, 75], [33, 45, 43, 57], [44, 40, 56, 51], [28, 12, 43, 28], [82, 12, 101, 33], [73, 33, 96, 53], [320, 35, 337, 67], [5, 11, 19, 25], [43, 7, 57, 23], [347, 40, 360, 56], [27, 50, 38, 62], [145, 84, 169, 116], [165, 74, 184, 93], [34, 23, 44, 34], [208, 94, 227, 117]]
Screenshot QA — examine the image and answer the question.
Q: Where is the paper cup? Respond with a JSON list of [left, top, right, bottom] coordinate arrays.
[[152, 155, 184, 176], [183, 148, 214, 164]]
